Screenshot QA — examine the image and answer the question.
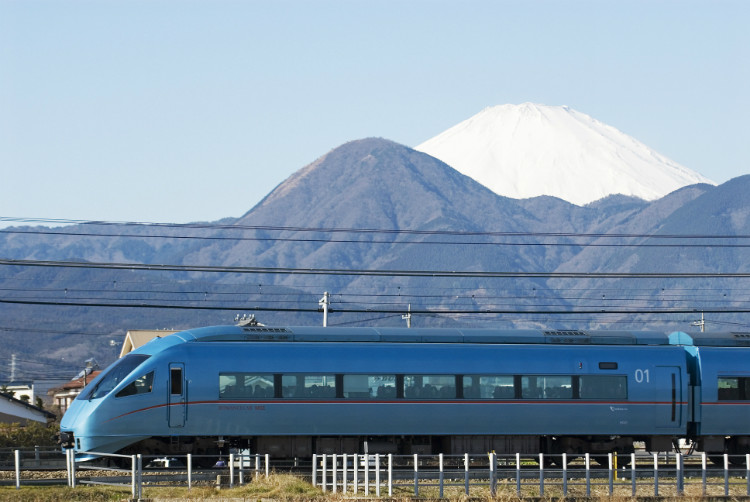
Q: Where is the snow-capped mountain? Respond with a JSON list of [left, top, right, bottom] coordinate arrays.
[[415, 103, 714, 205]]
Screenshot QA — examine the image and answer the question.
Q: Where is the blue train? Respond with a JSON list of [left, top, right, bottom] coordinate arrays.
[[59, 325, 750, 464]]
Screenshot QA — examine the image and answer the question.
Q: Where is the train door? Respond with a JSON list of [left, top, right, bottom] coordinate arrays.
[[655, 366, 682, 428], [168, 363, 186, 428]]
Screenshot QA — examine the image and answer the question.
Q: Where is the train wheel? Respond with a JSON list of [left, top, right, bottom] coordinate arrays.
[[564, 455, 579, 465], [542, 455, 559, 467], [709, 455, 726, 466], [729, 456, 748, 466], [592, 455, 609, 467], [614, 454, 631, 467], [592, 453, 630, 467], [106, 455, 130, 469], [193, 448, 221, 468]]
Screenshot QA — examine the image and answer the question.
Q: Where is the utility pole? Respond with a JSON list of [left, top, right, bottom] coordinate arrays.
[[83, 359, 97, 388], [691, 312, 706, 332], [402, 304, 412, 328], [10, 354, 16, 382], [319, 291, 330, 327]]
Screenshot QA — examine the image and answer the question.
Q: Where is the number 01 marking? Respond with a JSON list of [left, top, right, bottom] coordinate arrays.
[[634, 369, 650, 383]]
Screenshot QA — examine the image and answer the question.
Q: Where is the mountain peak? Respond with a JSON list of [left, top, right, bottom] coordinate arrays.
[[415, 104, 714, 205], [241, 138, 506, 230]]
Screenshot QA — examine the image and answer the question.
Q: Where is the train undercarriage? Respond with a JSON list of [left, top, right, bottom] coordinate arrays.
[[111, 433, 716, 467]]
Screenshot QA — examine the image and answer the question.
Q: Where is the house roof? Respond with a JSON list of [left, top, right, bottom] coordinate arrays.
[[47, 370, 103, 398], [119, 329, 179, 358], [0, 391, 55, 424], [60, 371, 103, 390]]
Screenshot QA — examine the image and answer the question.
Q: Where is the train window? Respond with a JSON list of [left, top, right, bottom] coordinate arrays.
[[281, 375, 336, 398], [579, 375, 627, 399], [717, 377, 750, 400], [219, 373, 274, 399], [170, 368, 182, 395], [404, 375, 456, 399], [115, 371, 154, 398], [463, 376, 515, 399], [78, 354, 151, 400], [718, 377, 740, 400], [343, 375, 396, 399], [522, 376, 572, 399]]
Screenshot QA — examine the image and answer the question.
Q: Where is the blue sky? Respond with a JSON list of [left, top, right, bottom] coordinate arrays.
[[1, 0, 748, 227]]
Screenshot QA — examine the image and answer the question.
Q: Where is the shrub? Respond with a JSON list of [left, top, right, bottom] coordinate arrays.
[[0, 421, 59, 448]]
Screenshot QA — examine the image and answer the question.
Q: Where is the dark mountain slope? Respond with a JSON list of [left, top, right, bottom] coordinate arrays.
[[639, 176, 750, 273], [554, 183, 714, 275], [243, 138, 531, 235], [547, 177, 749, 327], [183, 138, 554, 280]]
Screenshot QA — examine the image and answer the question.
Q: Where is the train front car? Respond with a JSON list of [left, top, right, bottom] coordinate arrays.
[[60, 325, 697, 462], [59, 331, 192, 462]]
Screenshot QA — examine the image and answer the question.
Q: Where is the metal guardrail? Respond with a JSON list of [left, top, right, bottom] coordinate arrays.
[[4, 449, 271, 497], [130, 452, 272, 489], [0, 445, 65, 469], [67, 449, 142, 498], [313, 452, 750, 498], [69, 451, 272, 497]]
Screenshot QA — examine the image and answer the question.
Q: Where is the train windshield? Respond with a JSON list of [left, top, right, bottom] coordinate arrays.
[[77, 354, 151, 401]]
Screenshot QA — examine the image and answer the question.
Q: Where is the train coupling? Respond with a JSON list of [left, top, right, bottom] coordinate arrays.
[[59, 430, 75, 448]]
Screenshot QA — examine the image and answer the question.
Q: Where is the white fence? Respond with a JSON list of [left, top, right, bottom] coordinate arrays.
[[6, 447, 750, 497], [313, 452, 750, 498]]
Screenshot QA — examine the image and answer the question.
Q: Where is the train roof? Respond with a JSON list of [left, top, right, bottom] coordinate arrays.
[[673, 330, 750, 347], [131, 326, 750, 353], [159, 325, 699, 345]]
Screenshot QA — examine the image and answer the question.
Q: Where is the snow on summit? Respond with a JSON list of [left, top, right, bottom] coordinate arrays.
[[415, 103, 714, 205]]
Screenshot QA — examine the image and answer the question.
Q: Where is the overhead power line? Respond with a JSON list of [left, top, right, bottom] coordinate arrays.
[[2, 257, 750, 278], [0, 326, 116, 337], [4, 275, 749, 308], [5, 227, 750, 248], [3, 217, 750, 247], [1, 297, 749, 315]]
